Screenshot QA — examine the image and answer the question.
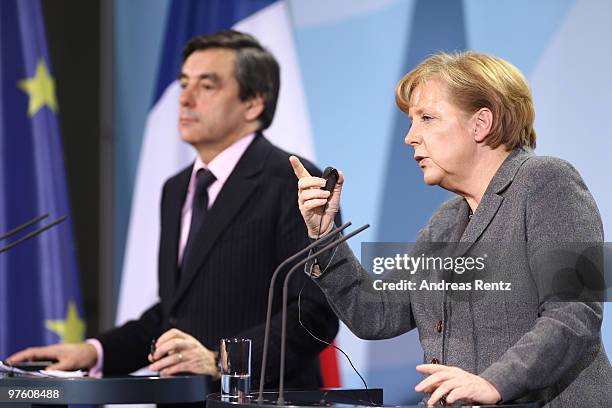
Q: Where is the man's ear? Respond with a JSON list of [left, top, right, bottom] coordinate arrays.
[[244, 94, 265, 123], [472, 108, 493, 143]]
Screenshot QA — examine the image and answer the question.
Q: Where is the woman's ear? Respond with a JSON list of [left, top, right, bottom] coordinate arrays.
[[473, 108, 493, 143]]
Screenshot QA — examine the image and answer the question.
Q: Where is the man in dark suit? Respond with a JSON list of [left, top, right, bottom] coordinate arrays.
[[8, 30, 338, 390]]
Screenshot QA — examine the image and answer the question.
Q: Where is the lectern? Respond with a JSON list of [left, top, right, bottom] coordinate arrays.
[[207, 389, 543, 408], [0, 374, 210, 407]]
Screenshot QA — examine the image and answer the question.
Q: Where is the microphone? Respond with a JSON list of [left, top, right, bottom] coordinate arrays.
[[257, 221, 353, 403], [0, 213, 49, 241], [0, 216, 67, 254], [277, 223, 370, 405]]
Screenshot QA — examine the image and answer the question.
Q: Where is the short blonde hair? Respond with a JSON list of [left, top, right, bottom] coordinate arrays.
[[395, 51, 536, 150]]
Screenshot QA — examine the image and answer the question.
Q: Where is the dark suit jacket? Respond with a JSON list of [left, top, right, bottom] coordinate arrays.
[[98, 133, 339, 390]]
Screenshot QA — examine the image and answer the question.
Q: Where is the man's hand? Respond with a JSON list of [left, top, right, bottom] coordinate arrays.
[[289, 156, 344, 238], [6, 343, 97, 371], [415, 364, 501, 406], [149, 328, 219, 379]]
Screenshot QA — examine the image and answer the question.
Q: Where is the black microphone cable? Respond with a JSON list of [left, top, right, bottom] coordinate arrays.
[[297, 286, 377, 406]]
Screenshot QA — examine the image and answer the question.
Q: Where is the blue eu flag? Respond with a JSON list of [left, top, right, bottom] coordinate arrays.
[[0, 0, 85, 358]]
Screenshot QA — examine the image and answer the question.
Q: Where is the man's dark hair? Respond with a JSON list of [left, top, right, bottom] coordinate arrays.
[[183, 30, 280, 130]]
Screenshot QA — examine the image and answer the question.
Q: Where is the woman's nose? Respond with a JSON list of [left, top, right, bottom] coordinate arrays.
[[405, 123, 420, 146]]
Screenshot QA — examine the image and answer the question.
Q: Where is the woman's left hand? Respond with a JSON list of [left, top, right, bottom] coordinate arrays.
[[149, 328, 219, 379], [415, 364, 501, 406]]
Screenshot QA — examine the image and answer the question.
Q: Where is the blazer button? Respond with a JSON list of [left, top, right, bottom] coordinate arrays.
[[168, 317, 178, 327], [436, 320, 443, 333], [431, 358, 439, 364]]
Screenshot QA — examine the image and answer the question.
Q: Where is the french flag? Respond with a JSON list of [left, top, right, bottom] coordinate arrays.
[[116, 0, 340, 388]]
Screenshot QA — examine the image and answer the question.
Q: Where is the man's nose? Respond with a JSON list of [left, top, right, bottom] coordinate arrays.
[[179, 86, 195, 107]]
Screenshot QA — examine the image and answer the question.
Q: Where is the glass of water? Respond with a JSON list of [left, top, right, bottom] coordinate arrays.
[[220, 338, 251, 399]]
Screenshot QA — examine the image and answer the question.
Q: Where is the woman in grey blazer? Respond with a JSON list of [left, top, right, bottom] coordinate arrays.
[[290, 51, 612, 407]]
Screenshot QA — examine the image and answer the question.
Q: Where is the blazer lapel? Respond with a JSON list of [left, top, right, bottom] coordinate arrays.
[[455, 147, 533, 255], [171, 134, 271, 309], [459, 194, 504, 244]]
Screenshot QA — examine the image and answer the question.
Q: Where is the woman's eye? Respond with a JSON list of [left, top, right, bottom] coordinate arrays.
[[422, 115, 433, 121]]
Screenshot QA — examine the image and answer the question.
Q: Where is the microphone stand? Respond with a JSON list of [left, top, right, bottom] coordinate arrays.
[[0, 216, 67, 254], [0, 213, 49, 241], [257, 222, 353, 403], [277, 223, 370, 404]]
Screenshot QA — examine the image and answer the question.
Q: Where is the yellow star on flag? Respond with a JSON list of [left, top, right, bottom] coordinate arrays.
[[45, 301, 86, 343], [18, 59, 58, 117]]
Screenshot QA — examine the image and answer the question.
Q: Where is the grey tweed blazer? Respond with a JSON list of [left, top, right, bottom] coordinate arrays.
[[313, 148, 612, 407]]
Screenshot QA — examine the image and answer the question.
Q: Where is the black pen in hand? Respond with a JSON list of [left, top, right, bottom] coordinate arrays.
[[150, 339, 157, 359]]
